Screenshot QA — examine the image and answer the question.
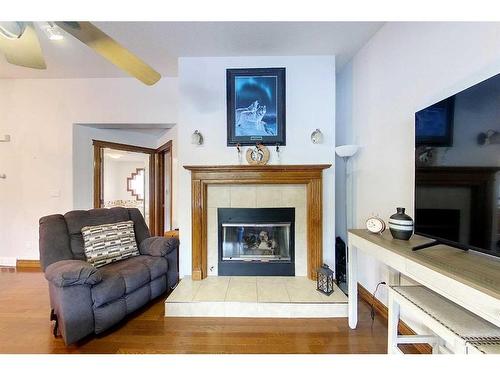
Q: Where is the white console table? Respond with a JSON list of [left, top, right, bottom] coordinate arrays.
[[347, 229, 500, 329]]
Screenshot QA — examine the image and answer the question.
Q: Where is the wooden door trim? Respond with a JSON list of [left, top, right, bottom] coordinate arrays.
[[155, 140, 173, 234], [92, 139, 157, 234], [92, 139, 156, 153], [92, 139, 174, 237], [93, 145, 103, 208]]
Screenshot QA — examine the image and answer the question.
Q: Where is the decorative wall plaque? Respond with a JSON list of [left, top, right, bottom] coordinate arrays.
[[245, 144, 270, 165]]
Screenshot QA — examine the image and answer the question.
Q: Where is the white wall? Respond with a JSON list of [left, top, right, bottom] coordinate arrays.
[[103, 159, 148, 201], [177, 56, 336, 277], [336, 22, 500, 308], [0, 78, 177, 263], [335, 63, 354, 242]]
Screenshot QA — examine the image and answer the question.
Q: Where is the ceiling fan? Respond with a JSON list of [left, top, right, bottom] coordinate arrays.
[[0, 21, 161, 86]]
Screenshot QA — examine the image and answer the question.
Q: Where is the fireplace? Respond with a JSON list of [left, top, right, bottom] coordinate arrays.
[[185, 164, 330, 280], [218, 208, 295, 276]]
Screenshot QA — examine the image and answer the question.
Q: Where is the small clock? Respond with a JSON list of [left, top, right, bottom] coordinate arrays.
[[366, 217, 386, 234]]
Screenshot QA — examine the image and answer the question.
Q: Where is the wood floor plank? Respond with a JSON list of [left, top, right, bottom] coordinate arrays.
[[0, 269, 390, 354]]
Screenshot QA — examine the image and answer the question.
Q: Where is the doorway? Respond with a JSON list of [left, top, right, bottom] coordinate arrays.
[[155, 140, 173, 234], [93, 139, 173, 236]]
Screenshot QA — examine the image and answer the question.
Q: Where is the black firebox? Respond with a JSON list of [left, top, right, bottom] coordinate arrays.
[[218, 208, 295, 276]]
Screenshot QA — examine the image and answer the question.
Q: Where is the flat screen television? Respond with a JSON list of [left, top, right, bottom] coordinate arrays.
[[414, 73, 500, 257]]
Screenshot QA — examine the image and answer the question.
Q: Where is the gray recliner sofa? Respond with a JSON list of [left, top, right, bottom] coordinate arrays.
[[39, 207, 179, 345]]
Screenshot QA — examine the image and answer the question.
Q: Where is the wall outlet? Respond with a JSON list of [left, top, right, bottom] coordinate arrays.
[[50, 189, 61, 198]]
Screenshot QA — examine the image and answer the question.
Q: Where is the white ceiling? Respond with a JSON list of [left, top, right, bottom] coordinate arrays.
[[104, 149, 150, 163], [0, 22, 384, 79], [76, 122, 173, 136]]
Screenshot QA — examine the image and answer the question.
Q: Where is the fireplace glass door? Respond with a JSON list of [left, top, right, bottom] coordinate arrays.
[[218, 208, 295, 276], [221, 223, 291, 262]]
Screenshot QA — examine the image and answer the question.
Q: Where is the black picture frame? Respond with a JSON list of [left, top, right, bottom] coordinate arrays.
[[415, 96, 455, 147], [226, 68, 286, 146]]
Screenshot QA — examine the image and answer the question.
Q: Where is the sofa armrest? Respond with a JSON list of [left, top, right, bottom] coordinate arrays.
[[45, 260, 102, 287], [139, 236, 179, 257]]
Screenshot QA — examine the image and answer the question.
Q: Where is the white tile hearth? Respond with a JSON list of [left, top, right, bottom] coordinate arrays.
[[165, 276, 348, 318]]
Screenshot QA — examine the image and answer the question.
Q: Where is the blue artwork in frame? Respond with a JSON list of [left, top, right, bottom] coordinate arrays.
[[227, 68, 286, 146], [415, 97, 454, 146]]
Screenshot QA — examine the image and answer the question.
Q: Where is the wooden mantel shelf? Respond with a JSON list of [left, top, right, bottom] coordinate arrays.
[[185, 164, 332, 281], [184, 164, 332, 172]]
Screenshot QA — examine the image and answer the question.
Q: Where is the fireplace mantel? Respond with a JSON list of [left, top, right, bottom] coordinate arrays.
[[184, 164, 332, 280]]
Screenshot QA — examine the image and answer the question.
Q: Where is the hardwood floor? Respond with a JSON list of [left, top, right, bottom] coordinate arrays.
[[0, 268, 389, 354]]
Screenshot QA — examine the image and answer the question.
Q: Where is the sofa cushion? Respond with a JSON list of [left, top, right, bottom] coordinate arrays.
[[46, 260, 102, 287], [137, 256, 168, 280], [93, 298, 127, 334], [65, 207, 131, 259], [39, 214, 74, 271], [82, 220, 139, 268], [91, 272, 126, 307], [102, 257, 149, 292], [90, 256, 168, 308]]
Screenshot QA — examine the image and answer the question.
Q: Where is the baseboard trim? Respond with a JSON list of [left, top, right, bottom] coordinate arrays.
[[357, 283, 431, 354], [16, 259, 41, 270]]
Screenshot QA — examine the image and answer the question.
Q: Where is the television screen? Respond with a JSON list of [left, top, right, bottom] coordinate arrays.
[[414, 73, 500, 257]]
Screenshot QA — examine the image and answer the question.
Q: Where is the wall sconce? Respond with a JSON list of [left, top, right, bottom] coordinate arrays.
[[0, 135, 11, 143], [311, 129, 323, 144], [191, 130, 203, 145], [477, 130, 500, 145]]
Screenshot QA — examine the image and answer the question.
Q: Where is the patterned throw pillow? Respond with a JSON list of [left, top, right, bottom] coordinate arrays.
[[81, 220, 140, 268]]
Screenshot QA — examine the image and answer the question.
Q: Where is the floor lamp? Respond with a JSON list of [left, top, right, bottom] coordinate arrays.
[[335, 144, 359, 293], [335, 144, 359, 239]]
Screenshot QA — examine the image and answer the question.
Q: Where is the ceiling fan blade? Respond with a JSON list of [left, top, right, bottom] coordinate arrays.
[[55, 22, 161, 86], [0, 22, 46, 69]]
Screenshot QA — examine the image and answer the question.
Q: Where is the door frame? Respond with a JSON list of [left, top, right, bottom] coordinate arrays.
[[92, 139, 173, 236], [155, 140, 173, 234]]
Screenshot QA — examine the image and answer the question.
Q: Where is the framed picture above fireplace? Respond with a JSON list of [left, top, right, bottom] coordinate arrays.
[[226, 67, 286, 146]]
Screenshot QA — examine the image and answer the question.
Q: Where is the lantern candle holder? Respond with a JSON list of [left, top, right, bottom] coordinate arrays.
[[317, 264, 334, 295]]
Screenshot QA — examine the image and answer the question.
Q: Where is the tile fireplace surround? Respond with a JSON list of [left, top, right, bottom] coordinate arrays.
[[209, 188, 303, 276], [184, 164, 331, 280]]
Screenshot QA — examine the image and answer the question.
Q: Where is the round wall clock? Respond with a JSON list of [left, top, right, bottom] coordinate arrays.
[[366, 216, 386, 234], [246, 144, 270, 165]]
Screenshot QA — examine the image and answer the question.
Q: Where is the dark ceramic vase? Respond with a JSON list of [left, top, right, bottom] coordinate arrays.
[[388, 207, 413, 240]]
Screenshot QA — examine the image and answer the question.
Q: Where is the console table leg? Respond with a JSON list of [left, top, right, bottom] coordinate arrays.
[[348, 238, 358, 329], [387, 290, 400, 354]]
